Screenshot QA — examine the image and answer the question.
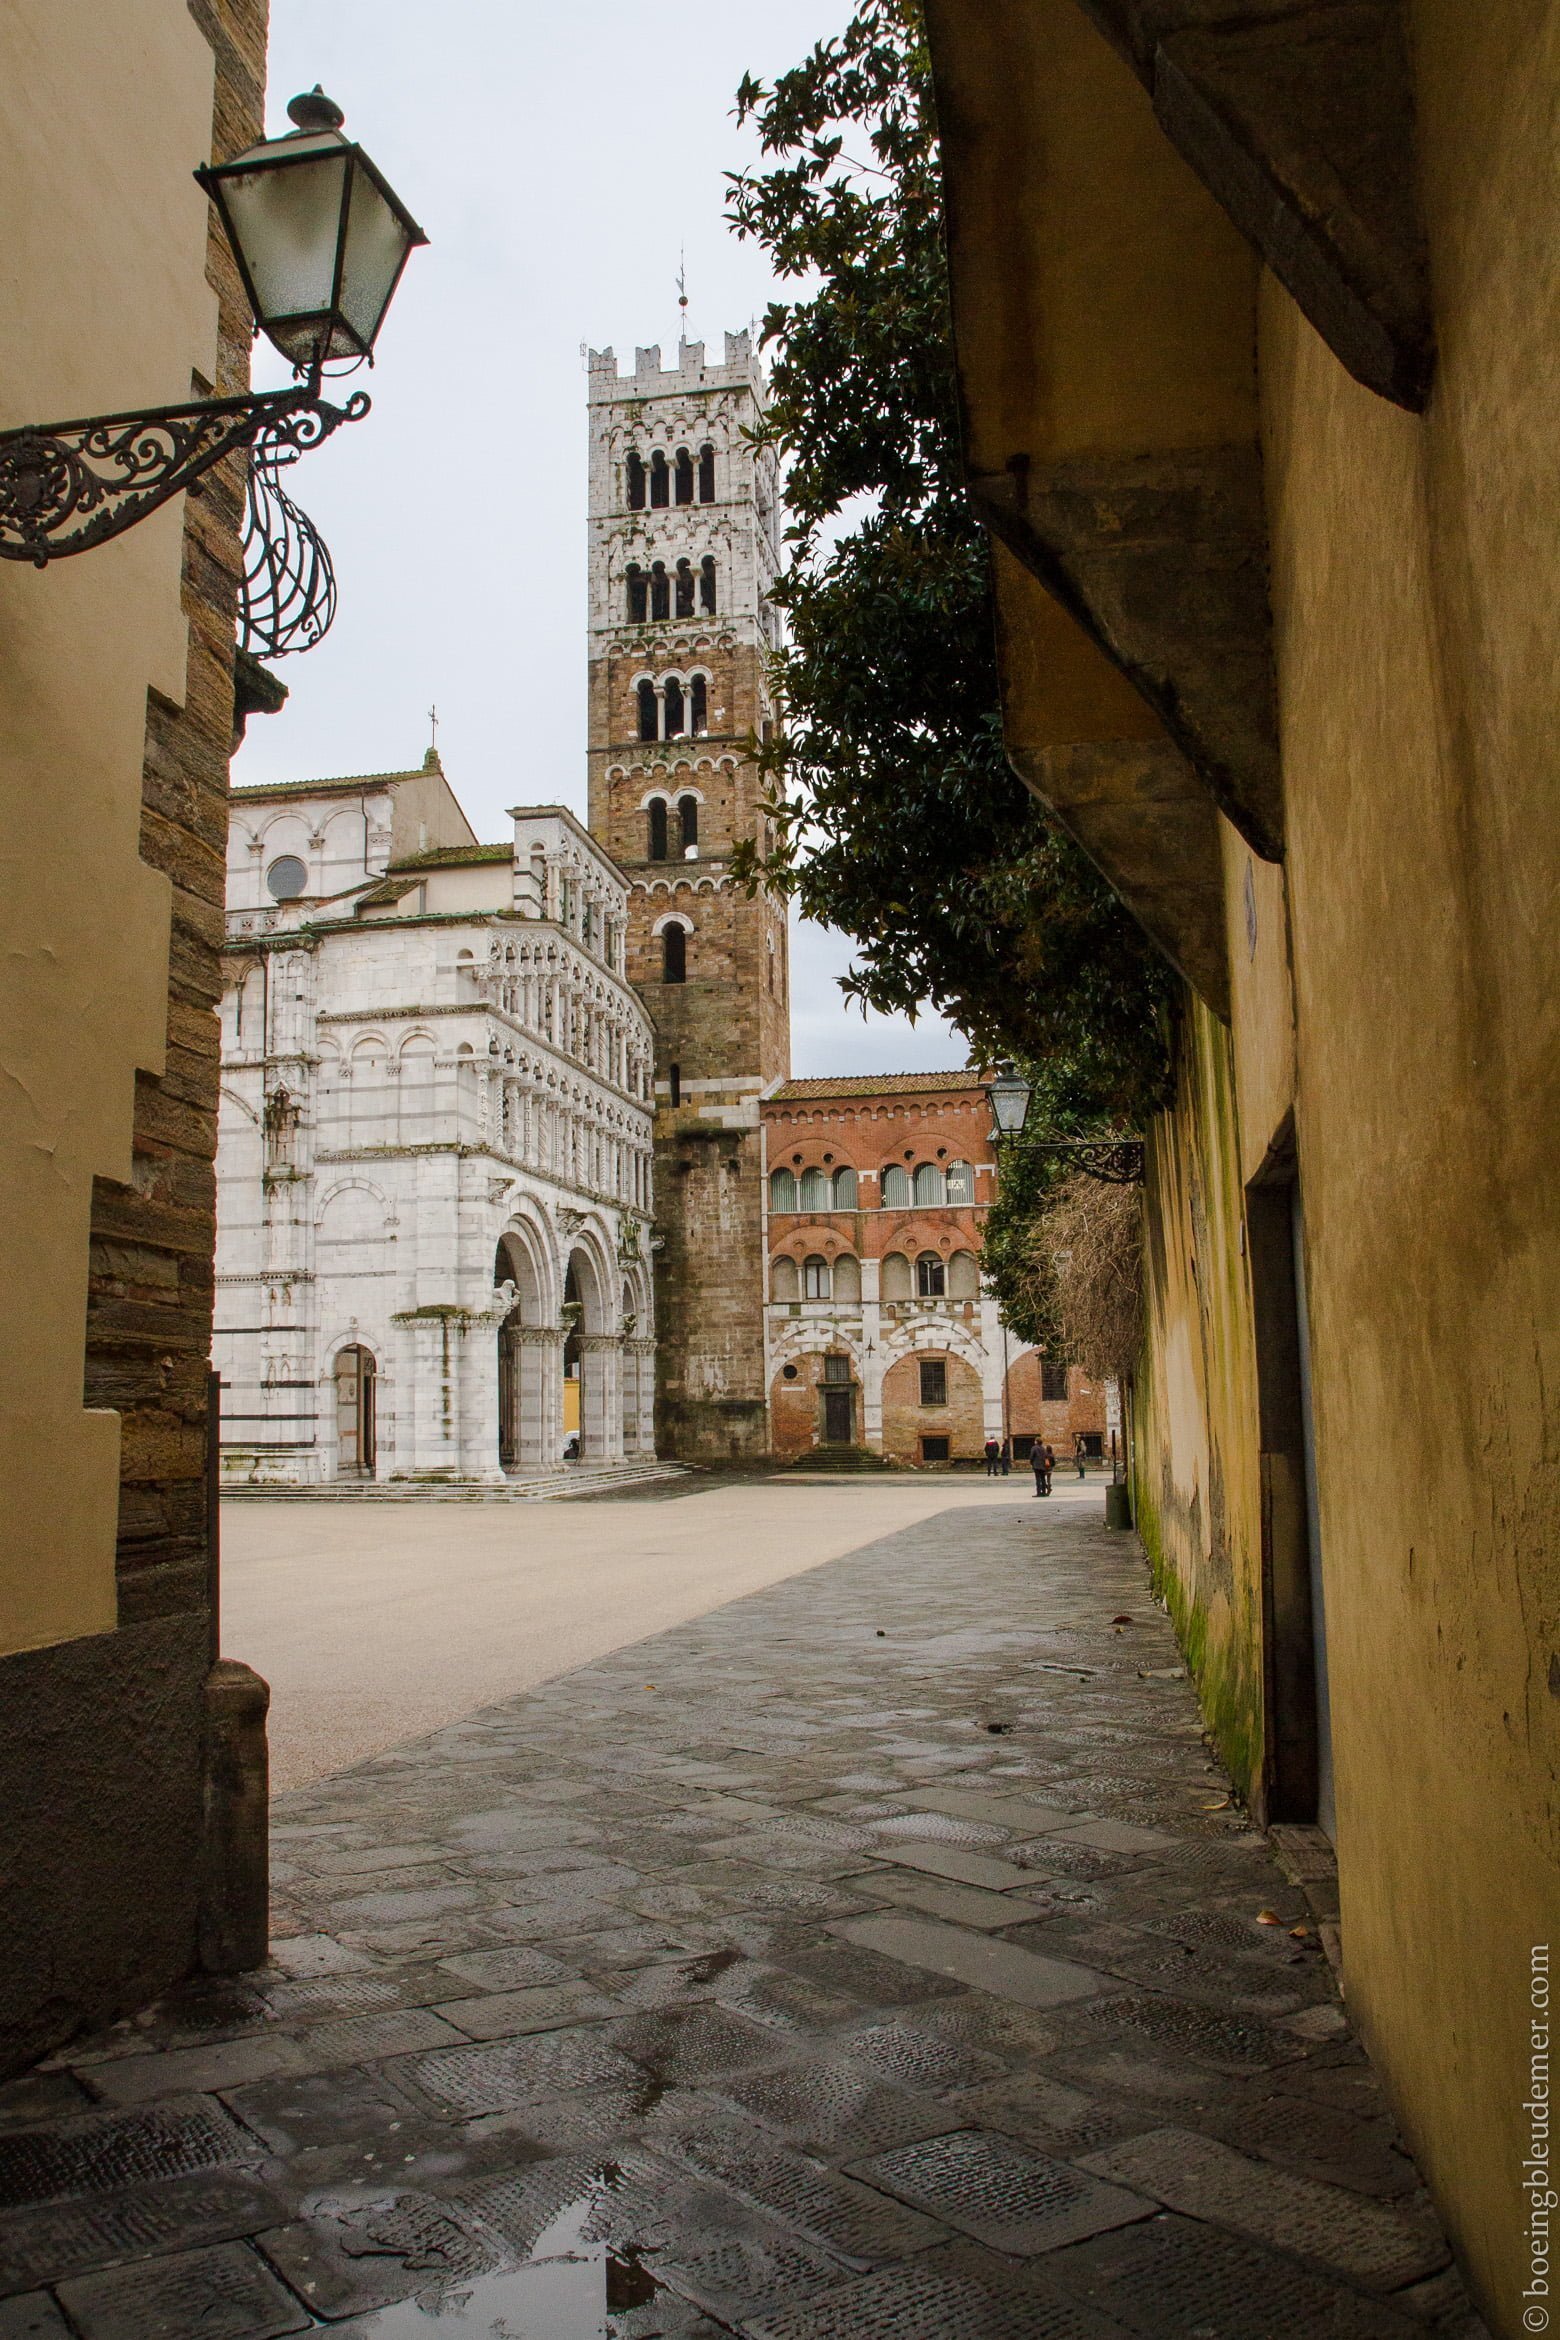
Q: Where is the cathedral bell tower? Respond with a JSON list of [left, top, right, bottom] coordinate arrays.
[[586, 332, 790, 1460]]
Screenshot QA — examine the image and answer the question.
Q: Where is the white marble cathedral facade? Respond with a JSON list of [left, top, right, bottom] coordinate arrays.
[[215, 759, 657, 1483]]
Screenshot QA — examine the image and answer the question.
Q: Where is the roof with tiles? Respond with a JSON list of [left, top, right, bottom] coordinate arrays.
[[231, 749, 448, 800], [767, 1071, 982, 1101], [387, 845, 512, 869]]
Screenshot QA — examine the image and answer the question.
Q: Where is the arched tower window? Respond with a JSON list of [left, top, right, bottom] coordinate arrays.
[[833, 1167, 858, 1208], [662, 923, 687, 983], [663, 677, 685, 737], [637, 680, 658, 743], [626, 564, 647, 623], [770, 1168, 798, 1212], [674, 448, 694, 505], [945, 1160, 975, 1204], [803, 1254, 831, 1300], [882, 1164, 911, 1207], [678, 795, 699, 853], [675, 559, 695, 618], [916, 1250, 946, 1298], [649, 450, 669, 508], [799, 1167, 827, 1212], [698, 443, 715, 502], [650, 562, 669, 621], [690, 674, 708, 735], [647, 799, 668, 861], [913, 1162, 946, 1205], [626, 450, 645, 509], [699, 555, 717, 613]]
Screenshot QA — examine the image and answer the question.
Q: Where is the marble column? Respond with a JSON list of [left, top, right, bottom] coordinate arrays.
[[516, 1326, 565, 1468], [578, 1332, 623, 1463], [625, 1337, 657, 1455]]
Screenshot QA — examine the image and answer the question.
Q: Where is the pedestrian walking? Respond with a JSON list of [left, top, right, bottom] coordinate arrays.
[[1032, 1442, 1052, 1497], [1075, 1434, 1088, 1479], [983, 1437, 1001, 1478], [1000, 1439, 1012, 1477]]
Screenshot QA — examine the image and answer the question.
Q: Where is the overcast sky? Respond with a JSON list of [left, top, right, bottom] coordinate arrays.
[[234, 0, 968, 1077]]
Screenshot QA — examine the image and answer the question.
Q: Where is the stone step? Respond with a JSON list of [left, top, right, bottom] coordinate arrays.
[[221, 1460, 695, 1503]]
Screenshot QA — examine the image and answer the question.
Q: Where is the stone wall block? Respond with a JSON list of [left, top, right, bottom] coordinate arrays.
[[198, 1660, 270, 1975]]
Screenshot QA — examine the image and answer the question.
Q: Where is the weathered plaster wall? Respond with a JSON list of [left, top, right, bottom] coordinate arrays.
[[1132, 996, 1269, 1801], [1250, 0, 1560, 2300], [0, 0, 266, 2072]]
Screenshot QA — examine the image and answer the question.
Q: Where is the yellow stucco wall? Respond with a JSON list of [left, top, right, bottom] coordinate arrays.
[[0, 8, 220, 1654], [1135, 4, 1559, 2321], [1133, 993, 1269, 1795], [1256, 0, 1560, 2306]]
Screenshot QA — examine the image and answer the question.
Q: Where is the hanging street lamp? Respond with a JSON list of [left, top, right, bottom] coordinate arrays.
[[985, 1063, 1033, 1139], [0, 88, 426, 655], [981, 1063, 1145, 1185]]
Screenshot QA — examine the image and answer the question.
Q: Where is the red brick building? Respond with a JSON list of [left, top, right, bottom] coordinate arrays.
[[762, 1073, 1107, 1466]]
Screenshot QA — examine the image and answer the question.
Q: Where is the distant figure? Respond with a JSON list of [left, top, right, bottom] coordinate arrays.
[[1075, 1434, 1088, 1478], [563, 1433, 580, 1462], [1033, 1442, 1053, 1497], [1000, 1439, 1012, 1477], [983, 1437, 1001, 1478]]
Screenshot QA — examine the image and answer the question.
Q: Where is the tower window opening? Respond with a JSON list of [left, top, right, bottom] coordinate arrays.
[[916, 1250, 946, 1299], [649, 450, 669, 508], [698, 442, 715, 502], [650, 562, 669, 621], [626, 564, 647, 623], [662, 923, 687, 983], [699, 555, 717, 613], [626, 450, 645, 509], [663, 676, 685, 737], [675, 559, 695, 618], [637, 679, 658, 743], [669, 1062, 681, 1105], [647, 798, 668, 861], [690, 674, 707, 735], [674, 448, 694, 505], [678, 795, 699, 853]]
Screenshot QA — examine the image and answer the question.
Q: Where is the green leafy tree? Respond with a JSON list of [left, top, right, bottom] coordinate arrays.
[[727, 0, 1173, 1123]]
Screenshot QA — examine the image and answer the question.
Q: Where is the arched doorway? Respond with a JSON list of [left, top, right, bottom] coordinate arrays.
[[334, 1344, 376, 1478], [495, 1231, 548, 1472], [561, 1240, 619, 1465], [562, 1256, 584, 1459]]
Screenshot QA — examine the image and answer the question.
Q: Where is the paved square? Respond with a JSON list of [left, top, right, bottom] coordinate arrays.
[[0, 1485, 1482, 2336]]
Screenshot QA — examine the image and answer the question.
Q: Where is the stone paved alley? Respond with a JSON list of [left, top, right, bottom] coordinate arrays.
[[0, 1490, 1489, 2338]]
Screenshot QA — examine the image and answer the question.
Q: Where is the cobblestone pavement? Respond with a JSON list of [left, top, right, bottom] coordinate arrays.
[[1, 1490, 1490, 2338]]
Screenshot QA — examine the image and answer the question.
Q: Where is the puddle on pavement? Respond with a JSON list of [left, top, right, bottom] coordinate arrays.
[[347, 2175, 668, 2337]]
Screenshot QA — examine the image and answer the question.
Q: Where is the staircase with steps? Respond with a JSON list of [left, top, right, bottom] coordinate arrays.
[[222, 1459, 695, 1502]]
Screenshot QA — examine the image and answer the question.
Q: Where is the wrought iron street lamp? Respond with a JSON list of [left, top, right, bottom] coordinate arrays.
[[981, 1063, 1145, 1186], [0, 89, 426, 656]]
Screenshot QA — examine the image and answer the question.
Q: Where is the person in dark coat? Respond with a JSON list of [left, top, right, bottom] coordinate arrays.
[[1033, 1442, 1052, 1496], [983, 1437, 1001, 1478]]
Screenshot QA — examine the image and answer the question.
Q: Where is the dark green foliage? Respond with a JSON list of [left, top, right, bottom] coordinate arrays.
[[726, 0, 1173, 1118]]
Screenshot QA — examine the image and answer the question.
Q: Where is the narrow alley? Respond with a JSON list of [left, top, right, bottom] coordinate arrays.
[[0, 1491, 1485, 2338]]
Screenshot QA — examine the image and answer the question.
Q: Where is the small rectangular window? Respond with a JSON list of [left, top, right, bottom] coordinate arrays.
[[668, 1063, 680, 1107], [822, 1352, 851, 1383], [919, 1359, 948, 1407], [1041, 1359, 1069, 1401], [920, 1434, 950, 1463]]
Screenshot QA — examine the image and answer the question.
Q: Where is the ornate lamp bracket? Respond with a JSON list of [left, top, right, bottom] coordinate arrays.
[[995, 1136, 1145, 1186], [0, 381, 368, 574]]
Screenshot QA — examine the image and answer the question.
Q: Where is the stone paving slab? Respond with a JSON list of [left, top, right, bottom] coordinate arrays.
[[0, 1490, 1485, 2336]]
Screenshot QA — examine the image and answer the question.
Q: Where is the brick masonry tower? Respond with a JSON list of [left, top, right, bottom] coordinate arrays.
[[586, 333, 791, 1460]]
